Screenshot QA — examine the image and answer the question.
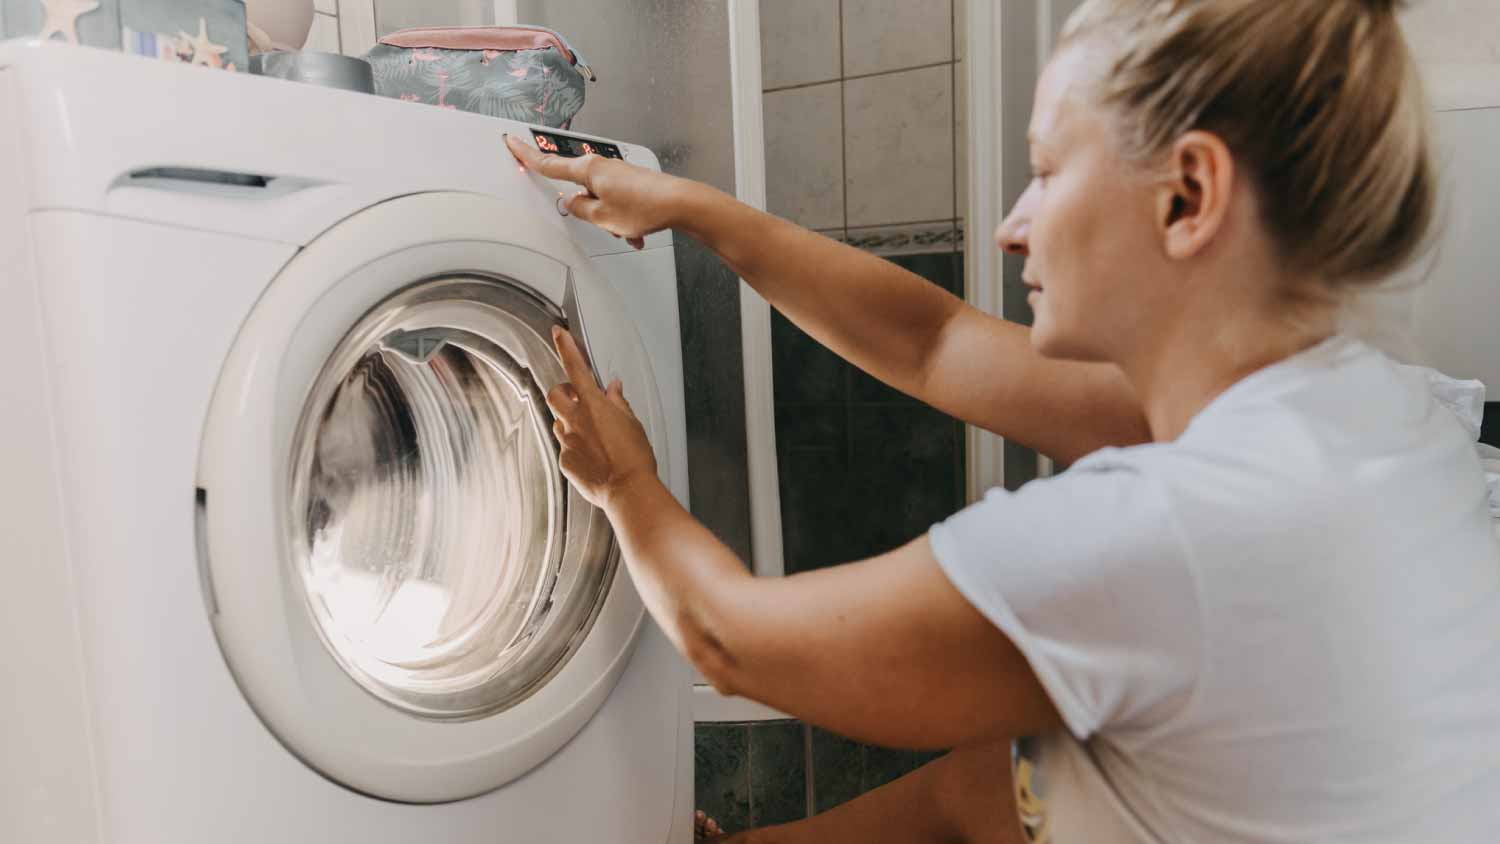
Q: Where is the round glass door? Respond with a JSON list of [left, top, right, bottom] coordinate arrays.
[[286, 275, 616, 721]]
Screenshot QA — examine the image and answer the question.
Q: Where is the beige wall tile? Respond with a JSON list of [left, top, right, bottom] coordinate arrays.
[[338, 0, 377, 56], [306, 12, 341, 53], [844, 65, 954, 227], [1402, 0, 1500, 66], [955, 60, 967, 221], [954, 0, 966, 61], [766, 82, 845, 230], [842, 0, 952, 77], [761, 0, 841, 90]]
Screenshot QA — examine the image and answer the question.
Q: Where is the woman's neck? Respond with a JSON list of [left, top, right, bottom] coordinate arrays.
[[1121, 295, 1337, 443]]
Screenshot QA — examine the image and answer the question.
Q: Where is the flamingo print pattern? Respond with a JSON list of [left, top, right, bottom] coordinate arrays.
[[365, 41, 587, 128]]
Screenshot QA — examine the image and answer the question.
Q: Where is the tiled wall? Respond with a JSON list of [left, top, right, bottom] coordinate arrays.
[[761, 0, 966, 247], [697, 721, 948, 833], [692, 2, 969, 835], [1402, 0, 1500, 64], [306, 0, 342, 54]]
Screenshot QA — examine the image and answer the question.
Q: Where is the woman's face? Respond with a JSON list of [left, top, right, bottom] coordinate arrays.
[[995, 46, 1169, 362]]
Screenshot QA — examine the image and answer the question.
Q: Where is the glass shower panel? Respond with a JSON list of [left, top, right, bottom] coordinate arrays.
[[514, 0, 753, 561]]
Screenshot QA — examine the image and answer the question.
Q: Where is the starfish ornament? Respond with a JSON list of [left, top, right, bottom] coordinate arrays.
[[37, 0, 100, 45], [179, 18, 227, 67]]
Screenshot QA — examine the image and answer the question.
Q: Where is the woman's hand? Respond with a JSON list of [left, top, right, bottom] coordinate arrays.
[[505, 133, 695, 250], [545, 325, 658, 511]]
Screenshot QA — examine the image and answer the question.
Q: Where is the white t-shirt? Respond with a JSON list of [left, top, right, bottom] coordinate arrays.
[[930, 336, 1500, 843]]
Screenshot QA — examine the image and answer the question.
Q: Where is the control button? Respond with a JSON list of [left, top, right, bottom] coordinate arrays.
[[556, 194, 570, 217]]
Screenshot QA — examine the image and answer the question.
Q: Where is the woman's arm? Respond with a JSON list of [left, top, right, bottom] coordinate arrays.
[[677, 188, 1151, 464], [546, 328, 1062, 749], [506, 137, 1150, 463]]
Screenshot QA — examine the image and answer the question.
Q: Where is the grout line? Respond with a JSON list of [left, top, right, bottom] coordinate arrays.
[[839, 0, 853, 414], [840, 59, 957, 84], [744, 724, 756, 827], [761, 77, 842, 95], [951, 0, 960, 235], [838, 0, 848, 237], [845, 216, 962, 232], [763, 59, 958, 95], [803, 723, 816, 820]]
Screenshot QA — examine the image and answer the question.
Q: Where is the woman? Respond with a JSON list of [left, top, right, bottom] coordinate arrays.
[[506, 0, 1500, 841]]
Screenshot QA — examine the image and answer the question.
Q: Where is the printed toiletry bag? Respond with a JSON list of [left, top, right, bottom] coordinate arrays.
[[365, 25, 594, 128]]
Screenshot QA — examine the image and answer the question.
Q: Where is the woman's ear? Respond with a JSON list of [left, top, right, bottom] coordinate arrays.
[[1155, 130, 1235, 260]]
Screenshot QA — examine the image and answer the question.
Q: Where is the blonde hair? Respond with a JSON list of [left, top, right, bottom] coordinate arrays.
[[1060, 0, 1436, 289]]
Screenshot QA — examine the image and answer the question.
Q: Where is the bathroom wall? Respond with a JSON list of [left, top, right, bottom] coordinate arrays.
[[305, 0, 341, 53], [1402, 0, 1500, 65], [695, 1, 970, 834]]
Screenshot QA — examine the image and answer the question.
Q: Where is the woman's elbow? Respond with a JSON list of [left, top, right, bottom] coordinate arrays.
[[678, 608, 745, 697]]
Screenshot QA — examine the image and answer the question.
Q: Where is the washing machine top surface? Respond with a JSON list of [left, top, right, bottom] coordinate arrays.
[[0, 39, 669, 256]]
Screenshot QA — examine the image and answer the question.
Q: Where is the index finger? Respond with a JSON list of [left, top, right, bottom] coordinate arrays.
[[505, 134, 591, 188], [551, 326, 602, 396]]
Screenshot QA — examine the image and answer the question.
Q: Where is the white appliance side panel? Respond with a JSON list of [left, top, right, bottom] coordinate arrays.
[[28, 210, 687, 842], [592, 246, 692, 508], [1411, 106, 1500, 389], [0, 75, 102, 844]]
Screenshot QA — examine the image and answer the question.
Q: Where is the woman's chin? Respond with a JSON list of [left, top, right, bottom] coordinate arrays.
[[1030, 319, 1099, 362]]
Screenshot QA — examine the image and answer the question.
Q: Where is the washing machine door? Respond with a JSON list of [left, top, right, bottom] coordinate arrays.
[[197, 192, 666, 803]]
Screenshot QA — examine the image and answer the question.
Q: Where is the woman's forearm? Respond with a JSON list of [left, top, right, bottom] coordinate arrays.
[[602, 474, 757, 692]]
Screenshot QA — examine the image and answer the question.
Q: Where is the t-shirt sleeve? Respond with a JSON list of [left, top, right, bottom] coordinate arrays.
[[929, 452, 1201, 740]]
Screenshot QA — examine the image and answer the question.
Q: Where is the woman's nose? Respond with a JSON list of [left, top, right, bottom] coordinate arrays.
[[995, 215, 1029, 258], [995, 186, 1034, 257]]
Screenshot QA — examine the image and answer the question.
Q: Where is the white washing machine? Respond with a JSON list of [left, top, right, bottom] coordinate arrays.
[[0, 41, 693, 843]]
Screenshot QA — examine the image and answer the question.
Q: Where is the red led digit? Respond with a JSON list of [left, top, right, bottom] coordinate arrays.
[[582, 142, 596, 156], [536, 135, 559, 153]]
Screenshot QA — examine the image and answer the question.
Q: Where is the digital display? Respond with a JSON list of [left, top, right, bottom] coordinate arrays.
[[531, 130, 624, 160]]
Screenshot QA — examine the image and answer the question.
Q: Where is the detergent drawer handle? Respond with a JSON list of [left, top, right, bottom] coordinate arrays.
[[127, 166, 274, 189]]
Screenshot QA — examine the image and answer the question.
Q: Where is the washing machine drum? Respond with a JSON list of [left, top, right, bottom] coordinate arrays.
[[197, 193, 658, 803], [292, 276, 612, 720]]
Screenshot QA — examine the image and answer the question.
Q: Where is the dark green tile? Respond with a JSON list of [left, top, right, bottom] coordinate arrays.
[[777, 447, 861, 573], [914, 748, 950, 768], [675, 237, 755, 561], [775, 405, 861, 574], [774, 403, 846, 452], [694, 724, 751, 834], [749, 722, 808, 828], [862, 743, 917, 792], [845, 404, 965, 560], [810, 728, 864, 814]]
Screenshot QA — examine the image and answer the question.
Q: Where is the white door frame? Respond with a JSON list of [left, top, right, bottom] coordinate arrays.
[[964, 0, 1009, 499], [966, 0, 1073, 495], [692, 0, 793, 725]]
